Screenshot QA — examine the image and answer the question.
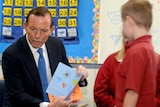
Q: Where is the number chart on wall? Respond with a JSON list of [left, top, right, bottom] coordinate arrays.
[[1, 0, 79, 44]]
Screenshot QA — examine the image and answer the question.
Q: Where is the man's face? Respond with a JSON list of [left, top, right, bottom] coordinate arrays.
[[24, 14, 54, 48]]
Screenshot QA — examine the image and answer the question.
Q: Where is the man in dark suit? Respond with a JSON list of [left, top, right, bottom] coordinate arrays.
[[2, 7, 88, 107]]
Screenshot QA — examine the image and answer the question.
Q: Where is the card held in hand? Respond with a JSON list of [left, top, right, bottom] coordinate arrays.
[[46, 62, 83, 100]]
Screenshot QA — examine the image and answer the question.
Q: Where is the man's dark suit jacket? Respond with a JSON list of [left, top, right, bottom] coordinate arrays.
[[2, 35, 87, 107]]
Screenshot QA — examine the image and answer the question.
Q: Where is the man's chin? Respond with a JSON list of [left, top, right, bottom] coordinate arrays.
[[31, 44, 42, 49]]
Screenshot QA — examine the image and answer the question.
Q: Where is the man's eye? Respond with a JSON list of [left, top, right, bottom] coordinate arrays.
[[30, 28, 35, 30], [41, 30, 47, 32]]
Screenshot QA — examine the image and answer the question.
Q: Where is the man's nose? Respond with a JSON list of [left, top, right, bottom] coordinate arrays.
[[35, 30, 41, 38]]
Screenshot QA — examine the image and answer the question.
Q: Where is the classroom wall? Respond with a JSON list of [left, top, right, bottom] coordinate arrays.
[[0, 65, 3, 80], [79, 68, 98, 107], [98, 0, 160, 63], [0, 0, 96, 64]]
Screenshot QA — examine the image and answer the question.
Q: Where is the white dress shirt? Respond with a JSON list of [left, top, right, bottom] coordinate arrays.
[[26, 35, 51, 107]]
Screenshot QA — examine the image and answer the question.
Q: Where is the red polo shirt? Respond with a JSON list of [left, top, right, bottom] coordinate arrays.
[[116, 35, 156, 107]]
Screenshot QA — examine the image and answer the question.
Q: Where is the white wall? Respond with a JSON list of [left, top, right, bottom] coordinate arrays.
[[78, 68, 98, 107], [0, 65, 3, 80], [98, 0, 160, 63]]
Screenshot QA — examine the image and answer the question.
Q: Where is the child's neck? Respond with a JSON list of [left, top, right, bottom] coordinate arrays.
[[133, 27, 150, 40]]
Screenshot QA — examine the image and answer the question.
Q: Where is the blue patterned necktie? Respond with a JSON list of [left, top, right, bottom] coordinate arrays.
[[37, 48, 49, 101]]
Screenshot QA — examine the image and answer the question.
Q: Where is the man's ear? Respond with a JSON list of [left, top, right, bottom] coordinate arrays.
[[50, 26, 54, 34], [23, 22, 27, 32], [23, 22, 28, 29]]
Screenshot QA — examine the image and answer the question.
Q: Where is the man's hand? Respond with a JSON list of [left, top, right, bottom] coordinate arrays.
[[76, 65, 88, 81], [48, 96, 72, 107]]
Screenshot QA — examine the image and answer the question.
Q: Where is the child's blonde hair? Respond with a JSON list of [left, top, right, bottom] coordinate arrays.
[[116, 37, 126, 61]]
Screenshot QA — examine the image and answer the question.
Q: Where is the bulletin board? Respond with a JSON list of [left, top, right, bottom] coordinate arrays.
[[0, 0, 100, 64], [1, 0, 79, 44], [66, 0, 100, 63], [98, 0, 160, 63]]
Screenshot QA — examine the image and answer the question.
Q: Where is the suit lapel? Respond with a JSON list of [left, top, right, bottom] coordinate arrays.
[[45, 42, 57, 76], [21, 36, 43, 94]]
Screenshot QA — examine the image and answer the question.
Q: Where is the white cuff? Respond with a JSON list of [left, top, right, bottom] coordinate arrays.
[[39, 102, 49, 107]]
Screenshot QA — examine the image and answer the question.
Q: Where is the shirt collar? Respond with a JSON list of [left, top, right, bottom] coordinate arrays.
[[125, 35, 152, 51]]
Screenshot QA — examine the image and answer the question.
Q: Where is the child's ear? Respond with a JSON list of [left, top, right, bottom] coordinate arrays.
[[126, 16, 135, 26]]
